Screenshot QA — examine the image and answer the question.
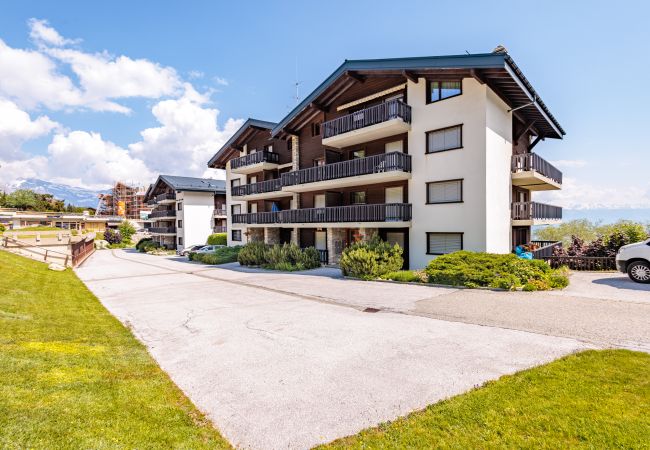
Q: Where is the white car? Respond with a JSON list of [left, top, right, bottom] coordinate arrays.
[[193, 244, 224, 254], [616, 239, 650, 283], [179, 244, 206, 256]]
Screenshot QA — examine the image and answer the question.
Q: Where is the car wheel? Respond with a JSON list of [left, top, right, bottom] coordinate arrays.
[[627, 261, 650, 284]]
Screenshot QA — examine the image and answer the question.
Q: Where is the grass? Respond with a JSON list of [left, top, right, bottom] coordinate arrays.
[[0, 250, 230, 449], [4, 226, 63, 232], [379, 270, 426, 283], [320, 350, 650, 449]]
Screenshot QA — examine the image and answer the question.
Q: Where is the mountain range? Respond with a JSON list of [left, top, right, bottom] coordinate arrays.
[[10, 178, 104, 208]]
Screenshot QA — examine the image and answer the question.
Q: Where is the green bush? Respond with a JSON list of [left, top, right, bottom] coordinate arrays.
[[142, 241, 160, 253], [237, 242, 320, 270], [193, 246, 241, 265], [118, 221, 136, 243], [0, 224, 5, 232], [340, 236, 403, 280], [425, 251, 568, 290], [207, 233, 227, 245], [380, 270, 424, 283], [135, 237, 153, 252]]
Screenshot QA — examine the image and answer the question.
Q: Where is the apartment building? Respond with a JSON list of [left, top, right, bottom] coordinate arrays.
[[207, 50, 564, 269], [0, 208, 123, 231], [145, 175, 226, 251]]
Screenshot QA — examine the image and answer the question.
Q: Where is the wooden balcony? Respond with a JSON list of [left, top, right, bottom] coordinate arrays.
[[149, 209, 176, 219], [230, 150, 280, 175], [232, 203, 412, 227], [281, 151, 411, 192], [322, 100, 412, 148], [149, 226, 177, 235], [511, 153, 562, 191], [231, 178, 292, 200], [511, 201, 562, 225], [213, 226, 227, 233]]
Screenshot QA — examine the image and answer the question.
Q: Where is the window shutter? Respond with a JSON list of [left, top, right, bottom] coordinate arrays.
[[427, 233, 462, 254], [427, 180, 462, 203], [427, 125, 462, 152]]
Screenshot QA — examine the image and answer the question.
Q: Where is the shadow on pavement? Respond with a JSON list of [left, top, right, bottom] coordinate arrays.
[[592, 276, 650, 291]]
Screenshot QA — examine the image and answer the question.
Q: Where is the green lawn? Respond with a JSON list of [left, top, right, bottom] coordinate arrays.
[[4, 226, 63, 232], [0, 251, 230, 449], [321, 350, 650, 449]]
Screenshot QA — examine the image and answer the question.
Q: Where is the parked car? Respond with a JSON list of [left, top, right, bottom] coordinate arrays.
[[193, 244, 224, 254], [616, 239, 650, 283], [179, 244, 207, 256]]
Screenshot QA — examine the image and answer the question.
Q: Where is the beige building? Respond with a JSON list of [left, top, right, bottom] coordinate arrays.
[[0, 208, 123, 232], [208, 50, 564, 269]]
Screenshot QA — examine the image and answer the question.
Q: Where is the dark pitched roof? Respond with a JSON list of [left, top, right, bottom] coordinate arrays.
[[207, 118, 276, 168], [149, 175, 226, 197], [271, 52, 564, 139]]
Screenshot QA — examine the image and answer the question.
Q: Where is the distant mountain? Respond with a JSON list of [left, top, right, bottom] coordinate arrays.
[[10, 178, 104, 208]]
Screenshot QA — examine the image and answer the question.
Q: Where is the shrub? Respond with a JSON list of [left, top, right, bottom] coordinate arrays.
[[103, 229, 122, 245], [207, 233, 227, 245], [193, 246, 241, 265], [340, 236, 403, 280], [0, 224, 5, 232], [135, 237, 153, 252], [237, 241, 268, 266], [118, 221, 136, 243], [425, 251, 568, 291], [380, 270, 425, 283], [236, 242, 321, 270]]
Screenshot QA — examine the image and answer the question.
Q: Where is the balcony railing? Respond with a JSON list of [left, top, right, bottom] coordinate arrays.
[[230, 150, 280, 170], [232, 203, 412, 225], [322, 99, 412, 139], [213, 226, 227, 233], [281, 152, 411, 186], [214, 208, 227, 216], [149, 209, 176, 219], [232, 178, 282, 196], [149, 227, 177, 234], [156, 192, 176, 203], [512, 153, 563, 184], [511, 202, 562, 221]]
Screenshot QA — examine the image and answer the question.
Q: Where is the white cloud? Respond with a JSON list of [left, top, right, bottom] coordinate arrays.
[[130, 87, 243, 178], [0, 99, 59, 160], [28, 18, 79, 47], [551, 159, 588, 168], [537, 177, 650, 210], [47, 130, 154, 189], [188, 70, 204, 79], [0, 156, 48, 189], [213, 76, 229, 86]]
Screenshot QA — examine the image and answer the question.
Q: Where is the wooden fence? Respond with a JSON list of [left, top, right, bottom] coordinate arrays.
[[71, 238, 95, 267], [544, 256, 617, 271]]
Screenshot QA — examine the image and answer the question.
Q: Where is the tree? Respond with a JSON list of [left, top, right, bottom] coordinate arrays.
[[5, 189, 39, 210], [535, 219, 649, 246], [118, 221, 136, 243]]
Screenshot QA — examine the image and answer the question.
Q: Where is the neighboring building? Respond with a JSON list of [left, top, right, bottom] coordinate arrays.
[[96, 181, 150, 220], [208, 49, 564, 269], [0, 208, 123, 231], [144, 175, 226, 251]]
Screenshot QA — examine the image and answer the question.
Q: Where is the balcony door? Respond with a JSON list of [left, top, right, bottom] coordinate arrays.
[[315, 194, 326, 209], [385, 140, 403, 153], [385, 186, 403, 204], [249, 203, 258, 213], [315, 230, 327, 251]]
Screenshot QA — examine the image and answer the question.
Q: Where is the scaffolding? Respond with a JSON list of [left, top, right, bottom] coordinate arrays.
[[96, 181, 149, 219]]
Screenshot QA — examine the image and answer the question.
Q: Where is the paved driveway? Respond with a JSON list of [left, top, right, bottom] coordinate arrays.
[[75, 250, 649, 449]]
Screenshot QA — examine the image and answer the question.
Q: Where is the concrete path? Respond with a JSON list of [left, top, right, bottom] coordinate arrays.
[[75, 250, 646, 449]]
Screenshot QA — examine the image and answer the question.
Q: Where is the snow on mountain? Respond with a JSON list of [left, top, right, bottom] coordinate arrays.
[[10, 178, 104, 207]]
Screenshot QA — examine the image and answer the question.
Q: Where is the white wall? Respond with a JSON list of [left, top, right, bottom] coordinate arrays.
[[176, 191, 215, 250], [408, 77, 489, 269], [225, 145, 248, 246]]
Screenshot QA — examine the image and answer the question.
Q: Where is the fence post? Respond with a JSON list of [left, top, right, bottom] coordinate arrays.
[[44, 249, 48, 261]]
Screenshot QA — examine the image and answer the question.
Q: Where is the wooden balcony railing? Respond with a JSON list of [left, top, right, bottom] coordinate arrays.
[[213, 226, 227, 233], [511, 153, 562, 184], [322, 99, 412, 139], [149, 209, 176, 219], [281, 151, 411, 186], [530, 240, 562, 259], [512, 202, 562, 221], [214, 208, 227, 216], [232, 178, 282, 196], [230, 150, 279, 170], [149, 227, 177, 234], [232, 203, 412, 225]]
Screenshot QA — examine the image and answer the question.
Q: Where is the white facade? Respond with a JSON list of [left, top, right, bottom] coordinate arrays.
[[175, 191, 217, 251]]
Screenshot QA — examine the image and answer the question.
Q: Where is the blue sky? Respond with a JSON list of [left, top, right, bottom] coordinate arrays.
[[0, 0, 648, 212]]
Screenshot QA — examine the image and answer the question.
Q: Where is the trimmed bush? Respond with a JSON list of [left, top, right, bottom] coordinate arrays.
[[135, 237, 153, 252], [340, 236, 403, 280], [237, 242, 321, 271], [380, 270, 426, 283], [425, 251, 569, 290], [207, 233, 227, 246], [192, 246, 241, 265]]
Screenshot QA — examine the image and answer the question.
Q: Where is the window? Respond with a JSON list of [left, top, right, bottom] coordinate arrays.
[[313, 158, 325, 167], [231, 204, 241, 215], [231, 178, 240, 189], [177, 220, 183, 229], [426, 125, 462, 153], [287, 138, 292, 151], [351, 150, 366, 159], [311, 122, 321, 137], [232, 229, 242, 241], [265, 144, 274, 153], [427, 179, 463, 204], [177, 202, 182, 211], [426, 233, 463, 255], [350, 191, 366, 204], [178, 237, 183, 246], [427, 80, 462, 103]]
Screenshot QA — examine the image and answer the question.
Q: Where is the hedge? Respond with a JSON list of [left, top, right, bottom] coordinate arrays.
[[339, 236, 403, 280], [237, 242, 320, 271], [207, 233, 227, 246]]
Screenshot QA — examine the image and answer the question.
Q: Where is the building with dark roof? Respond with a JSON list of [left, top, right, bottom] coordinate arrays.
[[144, 175, 227, 250], [208, 49, 565, 268]]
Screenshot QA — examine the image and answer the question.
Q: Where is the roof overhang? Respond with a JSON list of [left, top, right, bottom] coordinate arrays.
[[207, 118, 277, 169], [271, 53, 564, 140]]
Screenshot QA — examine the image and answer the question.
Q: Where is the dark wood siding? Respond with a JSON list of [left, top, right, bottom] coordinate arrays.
[[299, 181, 408, 208]]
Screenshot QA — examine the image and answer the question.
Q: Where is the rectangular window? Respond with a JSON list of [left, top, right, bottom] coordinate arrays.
[[177, 202, 182, 211], [231, 178, 240, 189], [427, 179, 463, 204], [178, 237, 183, 246], [351, 150, 366, 159], [350, 191, 366, 204], [231, 204, 241, 215], [313, 158, 325, 167], [232, 229, 242, 241], [265, 144, 274, 152], [177, 220, 183, 228], [311, 122, 321, 137], [427, 80, 462, 103], [426, 125, 462, 153], [426, 233, 463, 255]]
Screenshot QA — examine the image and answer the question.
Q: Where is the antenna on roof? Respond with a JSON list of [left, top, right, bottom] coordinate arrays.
[[294, 57, 302, 105]]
